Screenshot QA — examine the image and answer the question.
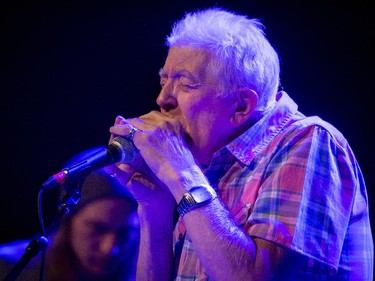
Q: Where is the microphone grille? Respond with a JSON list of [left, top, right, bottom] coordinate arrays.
[[111, 136, 139, 163]]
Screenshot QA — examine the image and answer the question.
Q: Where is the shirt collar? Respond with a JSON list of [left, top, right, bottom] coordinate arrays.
[[222, 91, 298, 165]]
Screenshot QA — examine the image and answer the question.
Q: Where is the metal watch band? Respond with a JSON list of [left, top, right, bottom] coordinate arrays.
[[177, 192, 195, 217], [177, 185, 217, 217]]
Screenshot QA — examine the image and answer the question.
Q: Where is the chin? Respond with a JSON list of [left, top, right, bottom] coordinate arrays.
[[83, 263, 117, 277]]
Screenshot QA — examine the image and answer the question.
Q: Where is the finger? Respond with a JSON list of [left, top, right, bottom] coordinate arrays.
[[104, 163, 136, 186], [109, 116, 128, 144], [115, 115, 128, 125], [109, 123, 138, 137]]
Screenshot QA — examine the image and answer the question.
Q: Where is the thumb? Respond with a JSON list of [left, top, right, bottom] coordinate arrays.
[[103, 163, 135, 187]]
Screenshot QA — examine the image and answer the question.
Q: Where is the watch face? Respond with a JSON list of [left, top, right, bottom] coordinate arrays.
[[177, 185, 217, 217], [190, 186, 216, 204]]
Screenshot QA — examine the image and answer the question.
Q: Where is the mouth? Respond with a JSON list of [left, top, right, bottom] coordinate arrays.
[[86, 256, 118, 274], [160, 110, 194, 149]]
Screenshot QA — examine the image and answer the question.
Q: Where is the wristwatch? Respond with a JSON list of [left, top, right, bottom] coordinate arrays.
[[177, 184, 217, 217]]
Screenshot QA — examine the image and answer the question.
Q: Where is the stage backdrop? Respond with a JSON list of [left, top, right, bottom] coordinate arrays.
[[1, 0, 374, 243]]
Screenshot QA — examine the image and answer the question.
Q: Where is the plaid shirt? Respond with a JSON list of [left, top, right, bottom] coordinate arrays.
[[173, 92, 373, 280]]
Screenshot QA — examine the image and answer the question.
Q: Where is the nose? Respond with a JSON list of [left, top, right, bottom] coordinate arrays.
[[99, 233, 120, 257], [156, 81, 178, 112]]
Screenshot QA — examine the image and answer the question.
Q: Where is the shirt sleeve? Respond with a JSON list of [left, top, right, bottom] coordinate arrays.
[[247, 124, 361, 273]]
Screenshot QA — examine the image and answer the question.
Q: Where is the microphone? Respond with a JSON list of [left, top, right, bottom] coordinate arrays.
[[41, 136, 138, 189]]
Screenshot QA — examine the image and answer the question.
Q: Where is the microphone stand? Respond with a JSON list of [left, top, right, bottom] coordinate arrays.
[[3, 185, 82, 281]]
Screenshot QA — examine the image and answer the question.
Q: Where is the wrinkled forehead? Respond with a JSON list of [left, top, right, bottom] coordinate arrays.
[[162, 46, 215, 75], [160, 46, 227, 91]]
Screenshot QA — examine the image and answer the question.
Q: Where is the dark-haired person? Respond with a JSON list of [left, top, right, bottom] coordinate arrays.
[[0, 169, 139, 281]]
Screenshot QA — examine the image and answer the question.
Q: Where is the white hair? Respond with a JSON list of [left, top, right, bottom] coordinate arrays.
[[166, 7, 280, 113]]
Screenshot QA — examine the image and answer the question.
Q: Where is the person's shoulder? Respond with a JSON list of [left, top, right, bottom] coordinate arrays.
[[0, 239, 40, 281], [0, 240, 42, 281], [0, 258, 14, 280], [0, 258, 41, 281], [289, 115, 349, 148]]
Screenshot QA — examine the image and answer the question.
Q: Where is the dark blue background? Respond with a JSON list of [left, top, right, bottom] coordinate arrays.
[[1, 0, 374, 243]]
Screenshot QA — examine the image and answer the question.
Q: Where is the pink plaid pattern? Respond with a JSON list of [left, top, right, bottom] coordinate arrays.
[[173, 92, 373, 280]]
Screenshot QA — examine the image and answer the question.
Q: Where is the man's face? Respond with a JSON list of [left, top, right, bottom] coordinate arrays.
[[69, 198, 139, 277], [157, 46, 237, 166]]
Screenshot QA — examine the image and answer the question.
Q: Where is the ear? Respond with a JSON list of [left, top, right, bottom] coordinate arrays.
[[230, 88, 258, 127]]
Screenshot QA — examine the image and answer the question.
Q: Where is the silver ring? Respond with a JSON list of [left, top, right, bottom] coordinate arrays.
[[127, 126, 138, 141]]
